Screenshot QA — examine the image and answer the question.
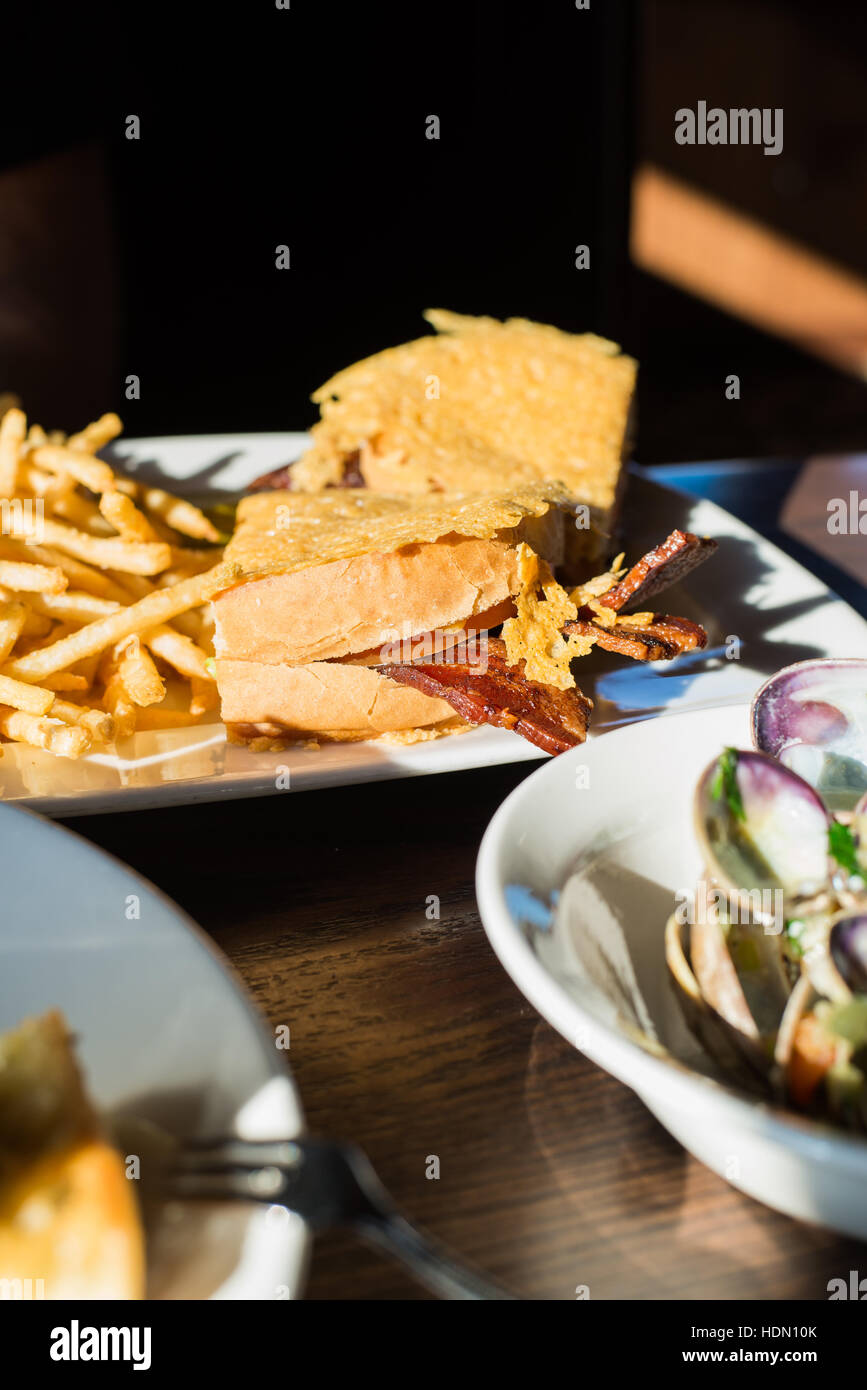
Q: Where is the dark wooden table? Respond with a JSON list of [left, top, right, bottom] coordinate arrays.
[[65, 460, 867, 1301]]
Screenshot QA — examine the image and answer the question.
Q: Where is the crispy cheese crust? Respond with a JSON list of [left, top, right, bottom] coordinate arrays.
[[213, 482, 569, 589], [291, 311, 636, 525]]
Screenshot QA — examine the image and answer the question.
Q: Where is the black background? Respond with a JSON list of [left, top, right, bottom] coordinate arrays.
[[0, 0, 864, 462], [0, 1, 634, 434]]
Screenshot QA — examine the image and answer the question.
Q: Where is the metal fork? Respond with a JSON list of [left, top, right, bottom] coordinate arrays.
[[161, 1134, 516, 1300]]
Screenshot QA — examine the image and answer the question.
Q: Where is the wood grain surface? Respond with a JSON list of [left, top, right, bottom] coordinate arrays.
[[69, 758, 867, 1301]]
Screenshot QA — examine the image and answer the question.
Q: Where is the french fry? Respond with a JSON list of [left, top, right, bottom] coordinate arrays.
[[0, 600, 28, 660], [21, 611, 53, 638], [137, 486, 220, 543], [142, 624, 213, 681], [67, 413, 123, 454], [31, 444, 116, 494], [51, 699, 115, 743], [25, 424, 47, 449], [45, 621, 76, 642], [0, 407, 26, 497], [50, 489, 115, 534], [0, 707, 91, 758], [6, 513, 171, 575], [104, 571, 153, 600], [189, 676, 218, 716], [16, 542, 131, 601], [163, 546, 224, 577], [0, 558, 67, 595], [17, 460, 76, 505], [101, 674, 137, 738], [133, 708, 204, 730], [114, 635, 165, 707], [0, 397, 223, 761], [131, 505, 176, 544], [0, 673, 54, 716], [96, 645, 115, 687], [165, 607, 204, 641], [71, 650, 101, 687], [0, 587, 63, 634], [39, 673, 89, 692], [22, 590, 120, 624], [11, 632, 59, 659], [3, 568, 217, 681], [24, 424, 67, 451], [99, 489, 160, 544], [18, 461, 52, 493], [4, 609, 55, 644]]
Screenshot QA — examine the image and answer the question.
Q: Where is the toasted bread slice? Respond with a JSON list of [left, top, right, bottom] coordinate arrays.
[[213, 486, 566, 666]]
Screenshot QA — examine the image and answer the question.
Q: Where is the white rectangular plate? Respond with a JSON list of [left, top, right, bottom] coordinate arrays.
[[2, 433, 865, 815]]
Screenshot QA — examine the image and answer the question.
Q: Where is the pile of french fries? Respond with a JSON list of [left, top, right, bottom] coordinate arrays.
[[0, 401, 223, 760]]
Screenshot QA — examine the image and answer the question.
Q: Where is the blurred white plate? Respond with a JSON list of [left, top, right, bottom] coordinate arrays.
[[0, 802, 308, 1298], [1, 432, 865, 815], [476, 703, 867, 1240]]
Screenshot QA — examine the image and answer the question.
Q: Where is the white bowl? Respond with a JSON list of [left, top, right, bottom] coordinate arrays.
[[476, 705, 867, 1240]]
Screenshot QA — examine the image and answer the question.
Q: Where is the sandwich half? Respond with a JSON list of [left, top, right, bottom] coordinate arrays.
[[212, 482, 592, 748], [212, 483, 716, 753]]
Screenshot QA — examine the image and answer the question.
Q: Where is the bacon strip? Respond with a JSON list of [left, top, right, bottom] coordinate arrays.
[[338, 450, 366, 488], [248, 461, 294, 492], [599, 529, 717, 612], [248, 449, 366, 493], [376, 637, 592, 755], [563, 613, 708, 662], [337, 600, 517, 666]]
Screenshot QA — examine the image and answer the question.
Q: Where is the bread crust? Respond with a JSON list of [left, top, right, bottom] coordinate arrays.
[[216, 657, 457, 738], [216, 534, 524, 665], [215, 501, 566, 667]]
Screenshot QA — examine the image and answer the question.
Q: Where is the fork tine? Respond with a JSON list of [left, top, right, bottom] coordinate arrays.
[[171, 1137, 303, 1170], [161, 1169, 265, 1202], [181, 1134, 291, 1149], [155, 1135, 516, 1297], [160, 1163, 291, 1203]]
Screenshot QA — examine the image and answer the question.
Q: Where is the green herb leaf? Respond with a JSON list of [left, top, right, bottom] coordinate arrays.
[[785, 919, 806, 958], [711, 747, 746, 822], [829, 820, 860, 876]]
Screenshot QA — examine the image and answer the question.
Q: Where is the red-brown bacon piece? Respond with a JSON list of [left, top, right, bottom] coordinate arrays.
[[248, 449, 366, 493], [248, 461, 295, 492], [376, 637, 592, 755], [562, 613, 708, 662], [599, 529, 717, 612]]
